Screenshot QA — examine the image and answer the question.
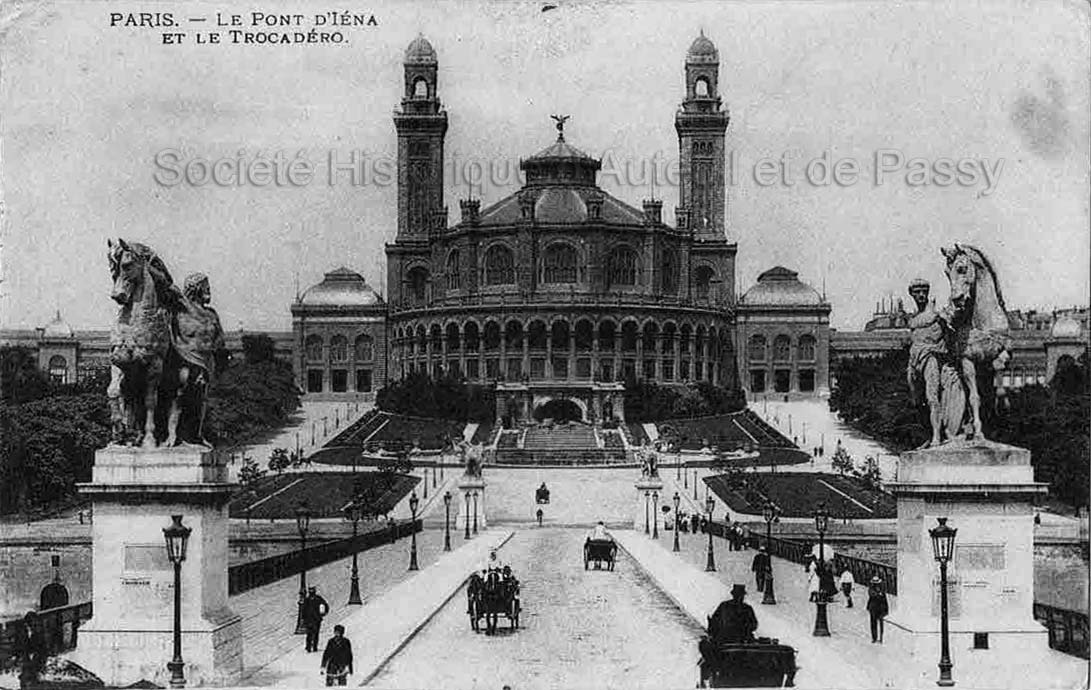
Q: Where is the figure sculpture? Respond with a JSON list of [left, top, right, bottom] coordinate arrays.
[[906, 278, 959, 447], [639, 442, 659, 478], [458, 439, 483, 478], [106, 239, 224, 449]]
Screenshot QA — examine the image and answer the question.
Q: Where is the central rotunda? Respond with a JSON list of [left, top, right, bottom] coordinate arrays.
[[384, 33, 738, 425]]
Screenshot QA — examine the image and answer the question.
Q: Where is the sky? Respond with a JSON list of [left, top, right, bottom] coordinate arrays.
[[1, 0, 1088, 332]]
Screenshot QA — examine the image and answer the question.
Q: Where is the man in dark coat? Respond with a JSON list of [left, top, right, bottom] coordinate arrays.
[[867, 576, 890, 643], [17, 611, 49, 690], [751, 547, 771, 593], [708, 584, 758, 644], [303, 587, 330, 653], [320, 624, 353, 686]]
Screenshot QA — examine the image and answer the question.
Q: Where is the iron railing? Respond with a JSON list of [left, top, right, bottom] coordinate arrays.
[[227, 518, 421, 595], [0, 601, 92, 672]]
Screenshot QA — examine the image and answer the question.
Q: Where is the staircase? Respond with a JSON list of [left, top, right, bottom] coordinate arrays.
[[494, 424, 629, 465]]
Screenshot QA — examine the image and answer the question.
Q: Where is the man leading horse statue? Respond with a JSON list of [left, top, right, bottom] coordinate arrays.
[[106, 239, 225, 449]]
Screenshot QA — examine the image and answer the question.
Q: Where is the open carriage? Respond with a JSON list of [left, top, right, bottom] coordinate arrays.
[[467, 569, 521, 635], [535, 486, 550, 504], [583, 538, 617, 570], [697, 637, 798, 688]]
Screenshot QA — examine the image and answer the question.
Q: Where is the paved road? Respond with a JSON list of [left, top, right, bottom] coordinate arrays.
[[369, 528, 704, 689], [487, 468, 640, 527]]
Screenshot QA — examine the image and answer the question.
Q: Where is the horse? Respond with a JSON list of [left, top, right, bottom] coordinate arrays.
[[479, 569, 506, 635], [106, 239, 178, 448], [466, 572, 483, 632], [941, 244, 1012, 441]]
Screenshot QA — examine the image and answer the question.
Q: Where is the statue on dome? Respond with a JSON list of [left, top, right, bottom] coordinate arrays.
[[550, 114, 570, 140]]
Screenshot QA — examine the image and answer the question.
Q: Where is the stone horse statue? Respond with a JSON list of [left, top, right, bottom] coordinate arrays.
[[941, 244, 1012, 442], [107, 239, 224, 449]]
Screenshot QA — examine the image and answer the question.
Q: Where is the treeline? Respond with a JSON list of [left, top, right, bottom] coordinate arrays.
[[375, 372, 496, 421], [623, 380, 747, 422], [0, 335, 300, 515], [829, 347, 1090, 508]]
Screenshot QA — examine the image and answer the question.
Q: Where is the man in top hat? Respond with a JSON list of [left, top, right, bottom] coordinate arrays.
[[866, 575, 890, 643], [302, 586, 331, 653], [708, 584, 759, 645], [751, 547, 771, 594]]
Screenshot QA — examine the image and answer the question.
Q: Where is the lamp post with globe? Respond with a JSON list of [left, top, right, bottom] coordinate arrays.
[[162, 515, 191, 689], [293, 503, 312, 635], [930, 517, 958, 687]]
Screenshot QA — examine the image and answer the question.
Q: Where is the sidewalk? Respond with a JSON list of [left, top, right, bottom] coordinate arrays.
[[242, 529, 513, 687]]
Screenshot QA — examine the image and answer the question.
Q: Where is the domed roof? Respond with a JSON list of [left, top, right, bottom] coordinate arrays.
[[405, 34, 437, 65], [535, 188, 588, 223], [741, 266, 825, 307], [1050, 316, 1082, 339], [42, 310, 73, 339], [300, 268, 384, 307], [687, 31, 719, 63]]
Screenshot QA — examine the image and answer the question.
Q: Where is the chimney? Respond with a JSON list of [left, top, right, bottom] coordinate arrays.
[[459, 198, 480, 226], [585, 190, 604, 221], [642, 199, 663, 225]]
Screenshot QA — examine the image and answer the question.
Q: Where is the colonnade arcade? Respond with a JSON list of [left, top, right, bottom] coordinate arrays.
[[391, 315, 730, 386]]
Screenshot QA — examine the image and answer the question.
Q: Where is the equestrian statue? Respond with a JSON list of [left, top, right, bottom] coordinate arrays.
[[106, 239, 225, 449], [907, 244, 1011, 446]]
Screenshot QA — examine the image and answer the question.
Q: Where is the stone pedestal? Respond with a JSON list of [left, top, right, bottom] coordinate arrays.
[[75, 447, 242, 687], [634, 478, 665, 532], [886, 440, 1048, 669], [456, 477, 487, 531]]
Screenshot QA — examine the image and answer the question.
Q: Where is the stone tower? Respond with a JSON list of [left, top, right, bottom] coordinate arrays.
[[675, 31, 730, 241]]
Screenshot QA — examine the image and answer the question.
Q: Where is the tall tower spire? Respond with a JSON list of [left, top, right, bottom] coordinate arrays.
[[675, 31, 730, 240], [394, 34, 448, 241]]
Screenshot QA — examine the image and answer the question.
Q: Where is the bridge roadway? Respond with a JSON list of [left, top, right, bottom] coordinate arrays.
[[368, 527, 705, 689], [484, 467, 642, 527]]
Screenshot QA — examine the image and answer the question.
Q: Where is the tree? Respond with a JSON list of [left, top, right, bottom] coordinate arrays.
[[862, 455, 882, 487], [831, 446, 854, 475], [0, 347, 51, 405], [376, 372, 495, 421], [267, 447, 291, 474], [238, 455, 266, 487], [241, 334, 277, 365]]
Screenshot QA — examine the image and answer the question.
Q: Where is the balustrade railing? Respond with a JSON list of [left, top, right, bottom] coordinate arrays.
[[1034, 602, 1090, 659], [0, 601, 92, 672]]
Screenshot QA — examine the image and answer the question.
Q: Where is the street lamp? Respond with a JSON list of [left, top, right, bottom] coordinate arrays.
[[423, 468, 428, 499], [672, 492, 681, 552], [162, 515, 191, 689], [652, 491, 659, 539], [644, 490, 650, 535], [472, 490, 479, 535], [293, 503, 311, 635], [408, 492, 420, 571], [433, 464, 437, 488], [443, 491, 452, 552], [344, 502, 363, 605], [704, 495, 716, 571], [812, 502, 831, 637], [684, 467, 688, 488], [762, 501, 777, 605], [677, 460, 681, 480], [930, 517, 958, 687], [693, 469, 699, 500], [464, 491, 471, 539]]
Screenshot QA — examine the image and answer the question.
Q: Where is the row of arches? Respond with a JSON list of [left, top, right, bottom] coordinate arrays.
[[405, 245, 719, 304], [391, 317, 730, 358], [747, 334, 818, 363], [303, 333, 376, 363]]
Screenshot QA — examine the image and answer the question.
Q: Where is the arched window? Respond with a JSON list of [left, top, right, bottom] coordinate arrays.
[[575, 320, 594, 351], [484, 245, 515, 286], [694, 266, 715, 300], [48, 355, 67, 385], [329, 335, 348, 363], [305, 335, 323, 361], [773, 335, 791, 362], [446, 251, 461, 291], [543, 243, 578, 284], [680, 324, 693, 354], [354, 334, 374, 362], [464, 322, 480, 352], [413, 78, 429, 99], [695, 77, 710, 97], [798, 335, 816, 361], [661, 248, 679, 294], [528, 321, 548, 350], [551, 321, 571, 351], [748, 335, 766, 362], [504, 320, 524, 349], [662, 323, 677, 354], [607, 247, 639, 287], [642, 322, 659, 354], [483, 321, 501, 351], [621, 321, 639, 352], [415, 325, 427, 352], [446, 323, 461, 352], [598, 321, 616, 351], [407, 267, 428, 306], [429, 324, 443, 348]]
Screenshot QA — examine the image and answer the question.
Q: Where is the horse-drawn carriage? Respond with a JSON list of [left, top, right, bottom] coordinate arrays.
[[468, 568, 520, 635], [583, 538, 617, 570], [697, 637, 797, 688], [535, 485, 550, 504]]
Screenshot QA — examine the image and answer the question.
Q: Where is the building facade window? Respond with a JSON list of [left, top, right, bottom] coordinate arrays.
[[446, 251, 461, 291], [305, 335, 323, 361], [354, 334, 374, 361], [694, 266, 714, 299], [356, 369, 372, 392], [330, 335, 348, 363], [748, 334, 766, 362], [307, 369, 324, 393], [798, 335, 816, 361], [331, 369, 348, 392], [774, 369, 790, 393], [773, 335, 791, 362], [407, 266, 429, 305], [48, 355, 67, 385], [750, 370, 766, 393], [484, 245, 515, 285], [798, 369, 815, 392], [661, 248, 679, 294], [607, 247, 639, 287], [543, 243, 578, 284]]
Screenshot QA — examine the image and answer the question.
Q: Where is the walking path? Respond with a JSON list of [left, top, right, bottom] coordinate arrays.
[[619, 527, 1088, 689]]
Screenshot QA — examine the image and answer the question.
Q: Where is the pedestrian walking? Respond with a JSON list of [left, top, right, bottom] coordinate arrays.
[[839, 568, 855, 608], [536, 508, 543, 526], [303, 586, 331, 653], [320, 624, 353, 686], [692, 513, 701, 533], [818, 561, 837, 603], [16, 611, 48, 690], [751, 547, 770, 593], [867, 576, 889, 643], [807, 566, 820, 603]]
